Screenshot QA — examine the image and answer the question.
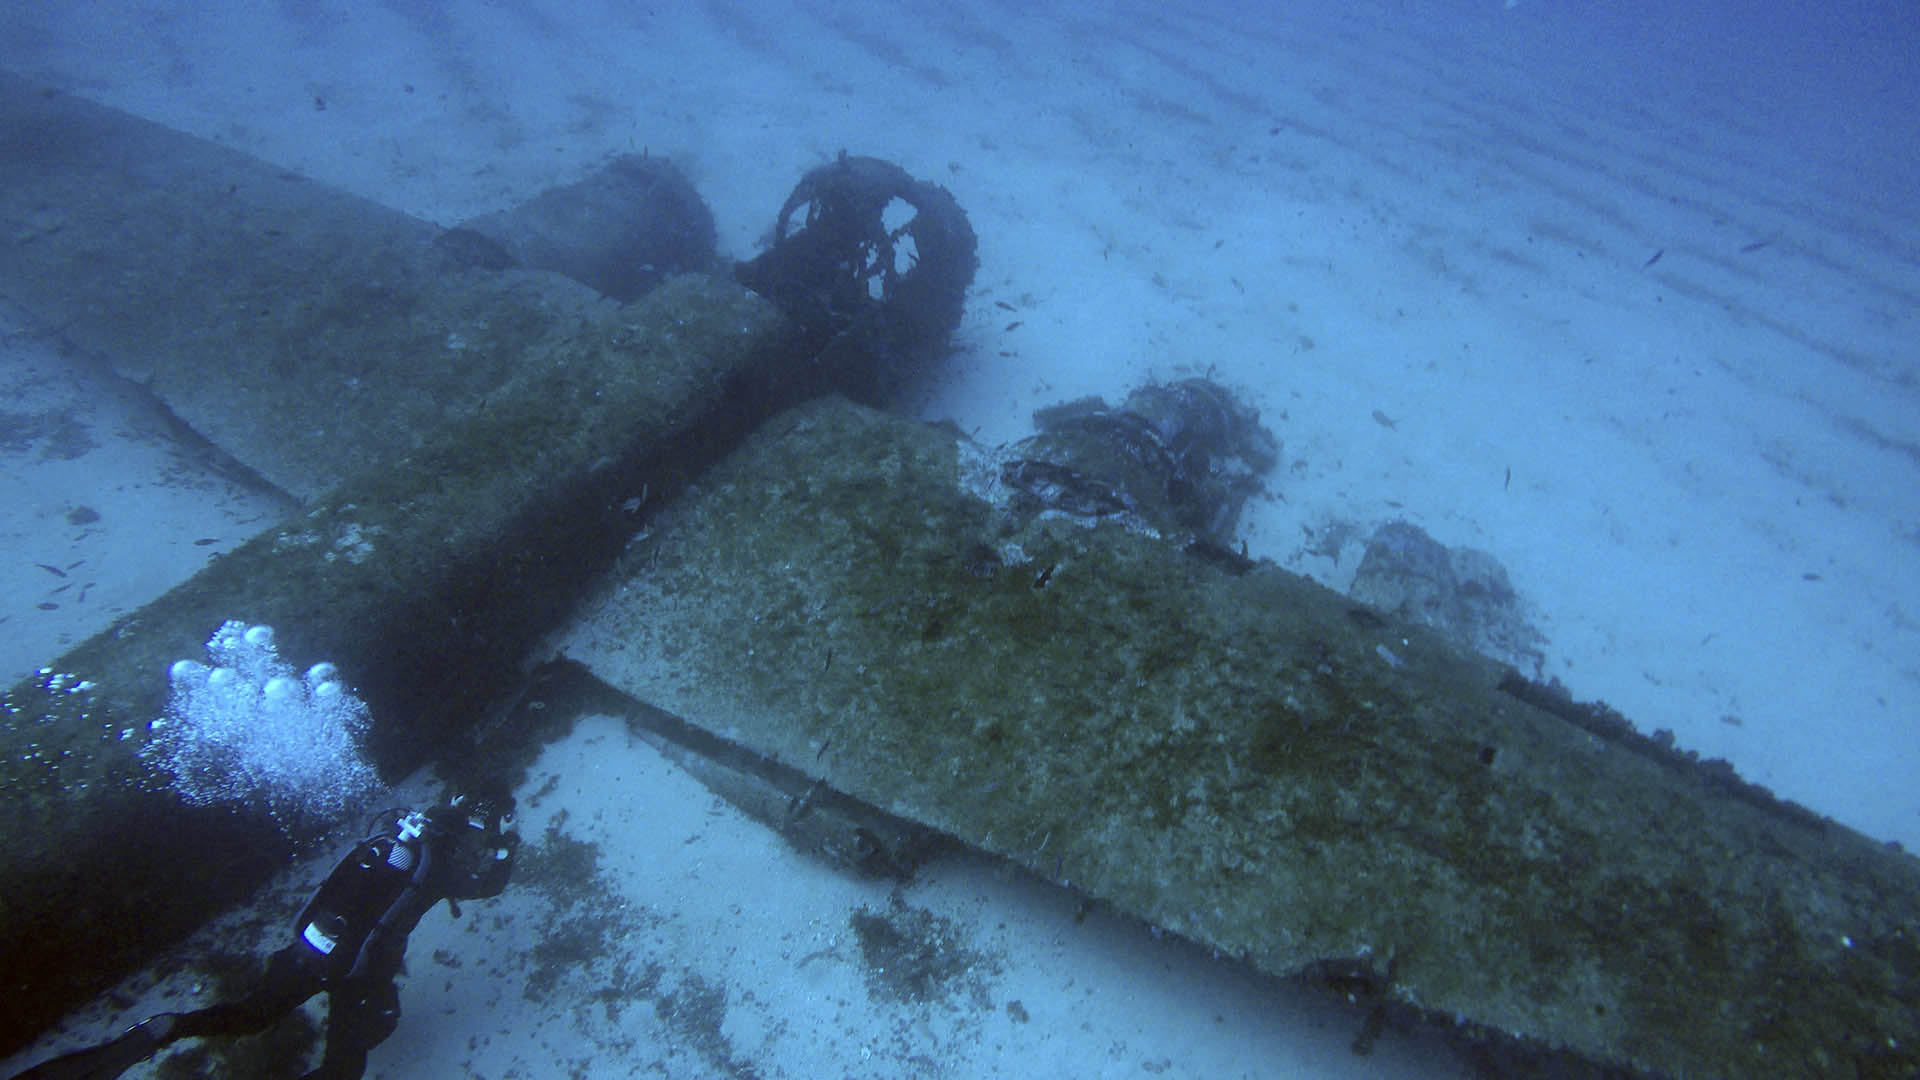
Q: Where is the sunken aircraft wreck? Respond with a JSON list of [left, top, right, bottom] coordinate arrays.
[[0, 72, 1915, 1078]]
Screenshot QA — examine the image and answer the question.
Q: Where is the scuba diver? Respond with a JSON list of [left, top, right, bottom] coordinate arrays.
[[12, 791, 519, 1080]]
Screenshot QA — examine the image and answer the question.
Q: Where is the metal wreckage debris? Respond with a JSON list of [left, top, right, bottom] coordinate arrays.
[[557, 395, 1920, 1080], [0, 78, 986, 1058], [2, 73, 1914, 1078]]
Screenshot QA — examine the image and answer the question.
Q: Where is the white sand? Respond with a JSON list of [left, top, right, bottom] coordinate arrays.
[[0, 305, 295, 679], [2, 1, 1916, 1074]]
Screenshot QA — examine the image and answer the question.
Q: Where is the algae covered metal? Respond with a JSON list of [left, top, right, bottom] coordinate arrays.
[[0, 71, 990, 1057], [0, 74, 720, 502], [561, 396, 1920, 1079], [0, 272, 795, 1054]]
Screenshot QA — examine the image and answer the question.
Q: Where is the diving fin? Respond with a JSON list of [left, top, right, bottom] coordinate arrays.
[[8, 1014, 178, 1080]]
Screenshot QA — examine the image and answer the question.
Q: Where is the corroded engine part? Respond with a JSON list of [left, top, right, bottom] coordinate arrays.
[[735, 152, 977, 404], [1001, 377, 1279, 546], [444, 153, 716, 301]]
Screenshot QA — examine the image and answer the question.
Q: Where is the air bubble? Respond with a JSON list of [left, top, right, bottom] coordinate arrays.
[[144, 620, 379, 825]]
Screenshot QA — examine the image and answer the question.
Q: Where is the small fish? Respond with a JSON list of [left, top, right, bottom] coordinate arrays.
[[1739, 240, 1770, 254], [1371, 409, 1397, 430], [35, 562, 67, 578], [786, 779, 824, 824], [193, 538, 220, 546], [994, 300, 1016, 311], [1004, 320, 1023, 332], [1641, 249, 1664, 269]]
